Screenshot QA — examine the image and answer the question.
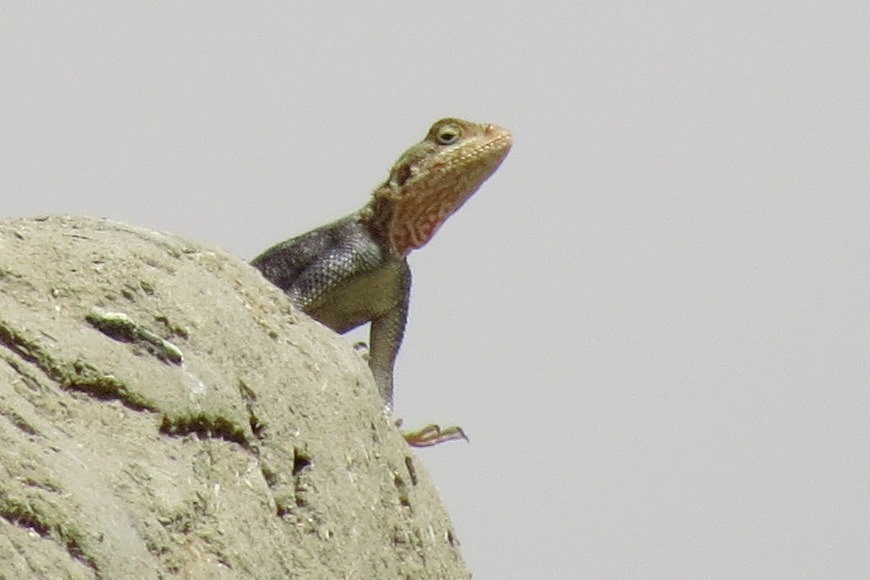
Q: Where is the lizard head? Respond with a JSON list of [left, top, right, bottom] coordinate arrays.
[[365, 118, 512, 258]]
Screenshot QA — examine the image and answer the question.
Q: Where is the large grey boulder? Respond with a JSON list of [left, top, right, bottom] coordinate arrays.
[[0, 216, 469, 579]]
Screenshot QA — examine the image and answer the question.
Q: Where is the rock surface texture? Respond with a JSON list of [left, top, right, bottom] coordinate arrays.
[[0, 216, 469, 579]]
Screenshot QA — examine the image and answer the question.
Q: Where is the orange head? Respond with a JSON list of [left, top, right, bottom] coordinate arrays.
[[365, 118, 512, 258]]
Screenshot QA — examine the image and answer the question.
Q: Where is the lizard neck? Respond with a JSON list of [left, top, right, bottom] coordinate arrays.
[[359, 193, 396, 256], [359, 118, 512, 259]]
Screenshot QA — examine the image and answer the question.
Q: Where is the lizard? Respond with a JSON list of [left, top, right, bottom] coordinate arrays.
[[251, 117, 512, 446]]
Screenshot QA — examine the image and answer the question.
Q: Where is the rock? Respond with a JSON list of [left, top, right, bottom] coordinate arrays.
[[0, 216, 469, 579]]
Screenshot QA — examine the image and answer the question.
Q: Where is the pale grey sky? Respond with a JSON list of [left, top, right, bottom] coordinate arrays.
[[3, 3, 869, 578]]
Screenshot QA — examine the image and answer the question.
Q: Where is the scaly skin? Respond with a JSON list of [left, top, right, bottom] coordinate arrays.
[[252, 118, 512, 446]]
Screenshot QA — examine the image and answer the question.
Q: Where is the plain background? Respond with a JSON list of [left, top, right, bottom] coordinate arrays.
[[3, 3, 869, 578]]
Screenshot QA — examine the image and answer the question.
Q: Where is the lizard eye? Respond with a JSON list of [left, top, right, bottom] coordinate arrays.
[[436, 125, 461, 145]]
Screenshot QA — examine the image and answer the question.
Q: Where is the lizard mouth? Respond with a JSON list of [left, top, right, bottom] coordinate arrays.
[[429, 127, 512, 176]]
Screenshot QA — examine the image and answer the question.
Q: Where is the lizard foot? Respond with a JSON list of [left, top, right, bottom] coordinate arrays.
[[401, 423, 469, 447], [352, 341, 370, 361]]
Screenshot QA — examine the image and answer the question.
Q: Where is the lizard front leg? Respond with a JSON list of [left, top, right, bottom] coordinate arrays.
[[368, 266, 467, 447]]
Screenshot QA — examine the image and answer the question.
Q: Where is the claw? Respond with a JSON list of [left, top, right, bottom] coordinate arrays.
[[401, 423, 469, 447], [352, 341, 370, 361]]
